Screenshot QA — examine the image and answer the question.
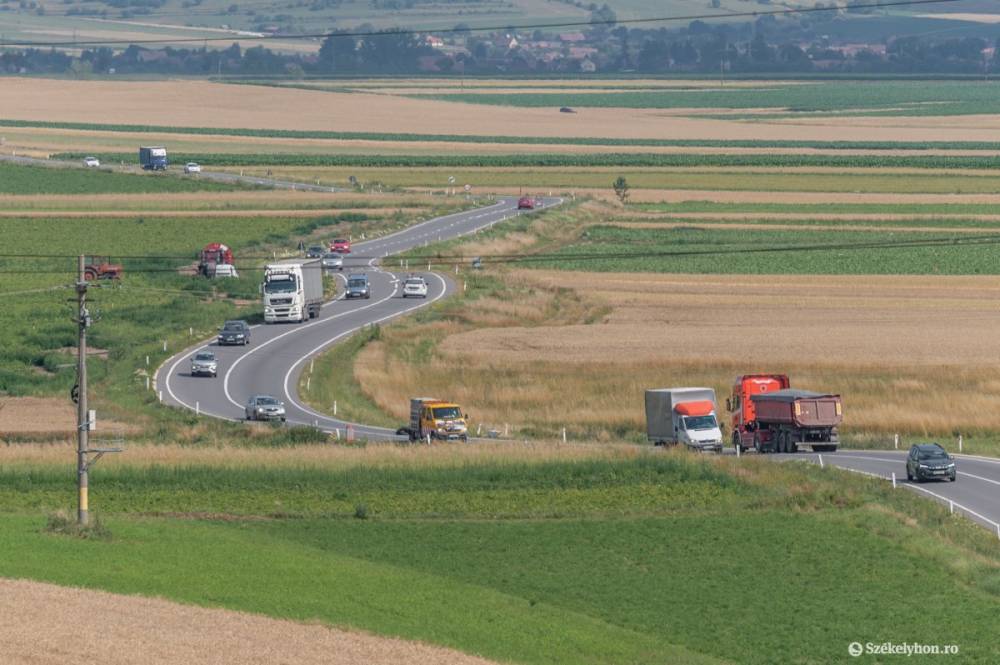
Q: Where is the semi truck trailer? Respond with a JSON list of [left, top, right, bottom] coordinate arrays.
[[728, 374, 842, 453], [139, 146, 168, 170], [262, 258, 323, 323], [644, 388, 724, 452]]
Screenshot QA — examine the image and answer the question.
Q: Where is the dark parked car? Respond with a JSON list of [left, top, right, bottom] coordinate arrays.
[[305, 245, 325, 259], [245, 395, 286, 422], [217, 320, 251, 346], [906, 443, 956, 483]]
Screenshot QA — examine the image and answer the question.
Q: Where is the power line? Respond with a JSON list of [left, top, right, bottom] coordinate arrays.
[[0, 0, 960, 48], [2, 231, 1000, 274]]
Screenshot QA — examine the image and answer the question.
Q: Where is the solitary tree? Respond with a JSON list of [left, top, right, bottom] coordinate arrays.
[[613, 176, 630, 204]]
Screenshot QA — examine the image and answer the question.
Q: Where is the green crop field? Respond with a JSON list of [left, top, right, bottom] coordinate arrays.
[[0, 163, 240, 195], [636, 202, 1000, 216], [415, 80, 1000, 116], [15, 118, 1000, 151], [1, 455, 997, 664], [529, 225, 1000, 275], [51, 151, 1000, 170]]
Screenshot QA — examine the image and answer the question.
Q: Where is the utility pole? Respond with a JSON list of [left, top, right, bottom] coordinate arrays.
[[76, 255, 90, 526]]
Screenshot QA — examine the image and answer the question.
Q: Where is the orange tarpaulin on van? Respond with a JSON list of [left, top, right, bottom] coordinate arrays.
[[674, 401, 714, 416]]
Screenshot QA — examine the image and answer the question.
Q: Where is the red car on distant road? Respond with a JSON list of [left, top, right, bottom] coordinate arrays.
[[517, 196, 534, 210], [330, 238, 351, 254]]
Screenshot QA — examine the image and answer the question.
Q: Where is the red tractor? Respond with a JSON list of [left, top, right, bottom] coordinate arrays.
[[198, 243, 234, 277], [84, 256, 123, 281]]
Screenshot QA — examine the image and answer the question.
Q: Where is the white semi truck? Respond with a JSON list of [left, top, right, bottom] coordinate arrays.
[[262, 259, 324, 323], [644, 387, 724, 452]]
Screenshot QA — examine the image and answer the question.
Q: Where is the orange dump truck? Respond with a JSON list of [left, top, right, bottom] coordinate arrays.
[[728, 374, 842, 454]]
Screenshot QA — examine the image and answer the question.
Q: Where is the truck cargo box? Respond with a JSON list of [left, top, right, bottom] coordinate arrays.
[[750, 389, 842, 428]]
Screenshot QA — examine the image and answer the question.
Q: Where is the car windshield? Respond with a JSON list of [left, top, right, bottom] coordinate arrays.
[[918, 449, 949, 460], [187, 163, 198, 167], [433, 407, 462, 419], [334, 239, 347, 244], [265, 276, 297, 293], [349, 279, 366, 288], [405, 279, 424, 287], [194, 352, 215, 361], [256, 397, 279, 405], [222, 322, 245, 331], [323, 253, 341, 260], [683, 415, 718, 431]]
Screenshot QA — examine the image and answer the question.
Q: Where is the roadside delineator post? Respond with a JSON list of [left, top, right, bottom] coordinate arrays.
[[891, 472, 896, 489], [562, 427, 567, 443], [958, 433, 963, 453], [736, 445, 741, 459], [819, 454, 824, 469], [894, 433, 899, 449], [158, 390, 163, 402], [162, 340, 167, 352], [949, 500, 954, 514], [426, 433, 431, 445], [145, 376, 150, 391], [333, 401, 337, 416], [195, 401, 200, 416]]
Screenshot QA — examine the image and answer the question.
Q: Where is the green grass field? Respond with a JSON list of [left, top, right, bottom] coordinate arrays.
[[530, 225, 1000, 275], [51, 151, 1000, 170], [0, 163, 239, 194], [415, 80, 1000, 116], [13, 118, 1000, 150], [1, 455, 997, 664]]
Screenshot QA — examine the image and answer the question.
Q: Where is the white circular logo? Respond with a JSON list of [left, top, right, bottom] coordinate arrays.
[[848, 642, 863, 658]]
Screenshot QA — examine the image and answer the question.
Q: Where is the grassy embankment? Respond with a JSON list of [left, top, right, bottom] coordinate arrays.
[[1, 449, 997, 664]]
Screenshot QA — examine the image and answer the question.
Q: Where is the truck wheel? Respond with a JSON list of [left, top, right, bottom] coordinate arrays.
[[753, 434, 761, 454], [789, 438, 798, 454]]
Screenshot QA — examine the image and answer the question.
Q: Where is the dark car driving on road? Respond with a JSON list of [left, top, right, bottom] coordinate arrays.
[[217, 320, 251, 346], [906, 443, 957, 483]]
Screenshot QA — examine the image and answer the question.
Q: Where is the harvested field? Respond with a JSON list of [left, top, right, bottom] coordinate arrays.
[[440, 272, 1000, 367], [0, 578, 495, 665], [0, 190, 438, 212], [0, 397, 136, 437], [606, 220, 1000, 234], [355, 271, 1000, 435], [7, 78, 1000, 143]]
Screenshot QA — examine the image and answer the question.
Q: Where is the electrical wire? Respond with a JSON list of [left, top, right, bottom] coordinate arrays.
[[0, 0, 961, 48], [2, 231, 1000, 274]]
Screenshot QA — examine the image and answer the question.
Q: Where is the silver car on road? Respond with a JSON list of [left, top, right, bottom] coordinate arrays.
[[245, 395, 286, 422]]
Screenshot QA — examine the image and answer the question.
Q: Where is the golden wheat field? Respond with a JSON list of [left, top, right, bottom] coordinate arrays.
[[5, 78, 1000, 142], [354, 271, 1000, 437]]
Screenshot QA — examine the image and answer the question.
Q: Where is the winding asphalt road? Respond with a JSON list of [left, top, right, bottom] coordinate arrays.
[[159, 196, 559, 440], [770, 449, 1000, 534], [156, 189, 1000, 536]]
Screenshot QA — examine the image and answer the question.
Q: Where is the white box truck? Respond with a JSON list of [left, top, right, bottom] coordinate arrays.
[[262, 258, 323, 323], [645, 388, 724, 452]]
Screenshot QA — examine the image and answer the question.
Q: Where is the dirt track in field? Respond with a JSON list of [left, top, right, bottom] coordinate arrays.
[[439, 272, 1000, 368], [6, 78, 1000, 143], [0, 578, 496, 665]]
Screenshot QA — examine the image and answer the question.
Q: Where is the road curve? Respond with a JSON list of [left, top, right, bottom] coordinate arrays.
[[159, 196, 559, 440], [771, 449, 1000, 535]]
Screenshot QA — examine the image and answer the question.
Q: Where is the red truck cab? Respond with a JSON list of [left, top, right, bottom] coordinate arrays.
[[727, 374, 790, 452]]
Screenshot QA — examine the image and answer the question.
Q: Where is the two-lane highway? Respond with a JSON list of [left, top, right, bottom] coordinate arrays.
[[159, 196, 558, 438], [772, 449, 1000, 534]]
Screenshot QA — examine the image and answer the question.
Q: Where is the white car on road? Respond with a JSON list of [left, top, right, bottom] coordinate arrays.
[[402, 276, 428, 298], [184, 162, 202, 174], [83, 156, 100, 167]]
